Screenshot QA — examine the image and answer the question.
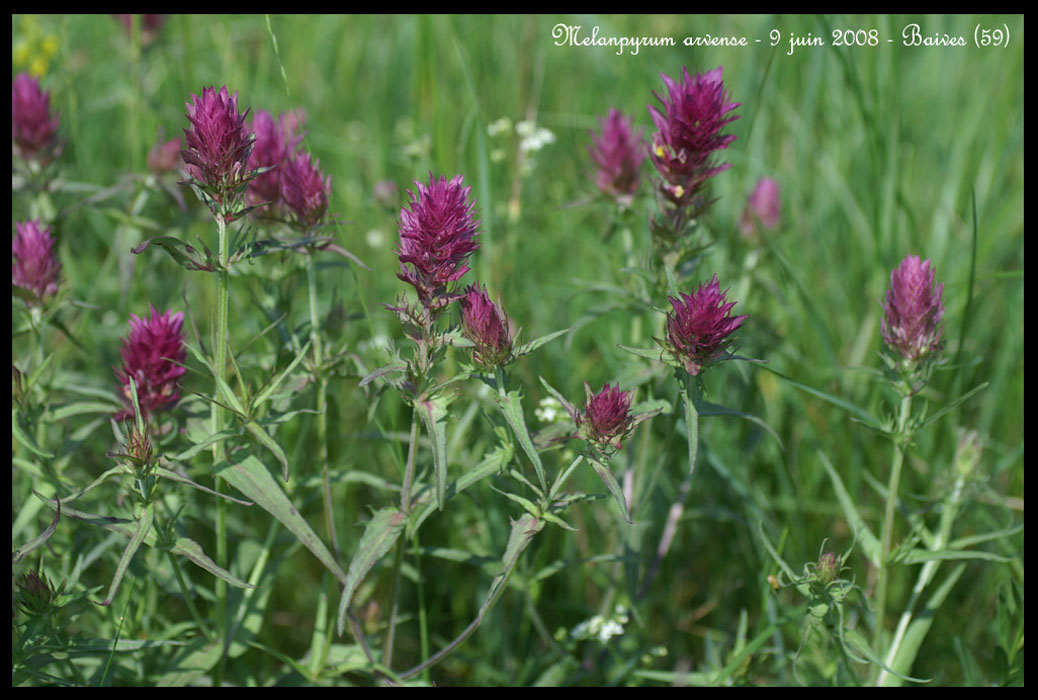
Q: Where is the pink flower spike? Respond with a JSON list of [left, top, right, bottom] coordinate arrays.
[[459, 283, 513, 370], [582, 383, 634, 451], [588, 108, 645, 203], [12, 73, 60, 162], [664, 275, 747, 376], [147, 136, 182, 175], [247, 109, 300, 210], [181, 86, 253, 207], [280, 151, 331, 230], [396, 173, 481, 310], [114, 305, 187, 420], [648, 66, 740, 211], [12, 220, 61, 304], [881, 255, 945, 363]]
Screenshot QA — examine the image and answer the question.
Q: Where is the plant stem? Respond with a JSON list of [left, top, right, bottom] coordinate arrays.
[[873, 393, 913, 657], [382, 534, 406, 670], [166, 551, 213, 641], [212, 213, 230, 686], [877, 468, 967, 686], [306, 252, 338, 558]]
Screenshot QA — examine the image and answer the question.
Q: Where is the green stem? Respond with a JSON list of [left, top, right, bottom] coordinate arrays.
[[166, 551, 213, 641], [306, 253, 338, 558], [873, 393, 913, 656], [212, 213, 230, 686], [877, 468, 967, 686], [382, 535, 406, 670]]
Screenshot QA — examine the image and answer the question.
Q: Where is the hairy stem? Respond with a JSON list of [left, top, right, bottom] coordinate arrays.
[[212, 213, 229, 686], [306, 252, 338, 558]]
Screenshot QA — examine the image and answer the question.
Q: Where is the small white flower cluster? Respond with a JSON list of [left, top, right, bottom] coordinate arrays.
[[535, 396, 563, 424], [516, 120, 556, 154], [569, 605, 629, 644]]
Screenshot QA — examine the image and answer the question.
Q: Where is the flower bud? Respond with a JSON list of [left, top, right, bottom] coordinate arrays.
[[582, 383, 633, 451], [12, 72, 60, 163], [12, 219, 61, 304], [114, 305, 187, 420], [588, 108, 645, 203], [881, 255, 945, 366], [459, 283, 513, 370], [663, 275, 747, 376]]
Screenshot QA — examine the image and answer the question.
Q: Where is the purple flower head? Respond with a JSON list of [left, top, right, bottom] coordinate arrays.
[[114, 305, 187, 420], [738, 177, 781, 238], [147, 135, 182, 175], [648, 66, 740, 210], [396, 173, 481, 310], [460, 283, 513, 369], [280, 151, 331, 230], [12, 219, 61, 303], [581, 383, 634, 451], [881, 255, 945, 363], [12, 73, 60, 162], [181, 86, 254, 206], [588, 108, 645, 202], [247, 109, 300, 209], [664, 275, 747, 376]]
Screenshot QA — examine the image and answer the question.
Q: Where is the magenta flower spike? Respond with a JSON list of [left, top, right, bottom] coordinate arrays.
[[664, 275, 747, 376], [648, 66, 740, 211], [396, 173, 481, 310], [280, 151, 331, 230], [582, 383, 634, 451], [12, 220, 61, 303], [460, 283, 513, 369], [12, 73, 60, 162], [114, 305, 187, 420], [181, 86, 253, 210], [738, 177, 781, 237], [247, 109, 299, 210], [881, 255, 945, 364], [588, 108, 645, 203]]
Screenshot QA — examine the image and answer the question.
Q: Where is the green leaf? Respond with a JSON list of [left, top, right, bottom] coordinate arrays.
[[496, 390, 546, 491], [513, 327, 571, 358], [758, 364, 885, 431], [916, 382, 989, 432], [169, 429, 240, 461], [698, 399, 783, 448], [843, 625, 931, 684], [880, 563, 966, 686], [12, 497, 60, 564], [819, 450, 881, 566], [171, 537, 254, 591], [898, 548, 1011, 566], [336, 507, 407, 636], [243, 421, 291, 482], [415, 395, 450, 511], [252, 339, 312, 409], [154, 465, 253, 505], [156, 637, 223, 686], [617, 343, 666, 364], [479, 513, 544, 620], [217, 450, 347, 585], [410, 443, 512, 535], [132, 235, 215, 272], [13, 409, 54, 459], [358, 359, 408, 388], [587, 455, 632, 523], [97, 503, 154, 606], [44, 400, 122, 422]]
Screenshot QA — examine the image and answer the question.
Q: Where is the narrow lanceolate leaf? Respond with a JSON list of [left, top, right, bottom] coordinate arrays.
[[416, 396, 450, 511], [587, 456, 632, 523], [479, 513, 544, 620], [358, 359, 408, 388], [336, 508, 407, 636], [243, 421, 291, 482], [131, 235, 215, 272], [13, 409, 54, 459], [97, 503, 154, 606], [898, 548, 1011, 566], [171, 538, 254, 590], [497, 390, 546, 491], [818, 450, 881, 566], [513, 327, 571, 358], [252, 339, 312, 409], [154, 465, 254, 505], [32, 494, 250, 588], [12, 498, 60, 563], [217, 450, 347, 585], [169, 429, 240, 461], [758, 364, 885, 432], [881, 564, 967, 686], [617, 344, 666, 363], [698, 399, 783, 448], [410, 443, 512, 535]]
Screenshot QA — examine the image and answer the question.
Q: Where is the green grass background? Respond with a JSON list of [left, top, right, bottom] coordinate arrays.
[[12, 14, 1023, 685]]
